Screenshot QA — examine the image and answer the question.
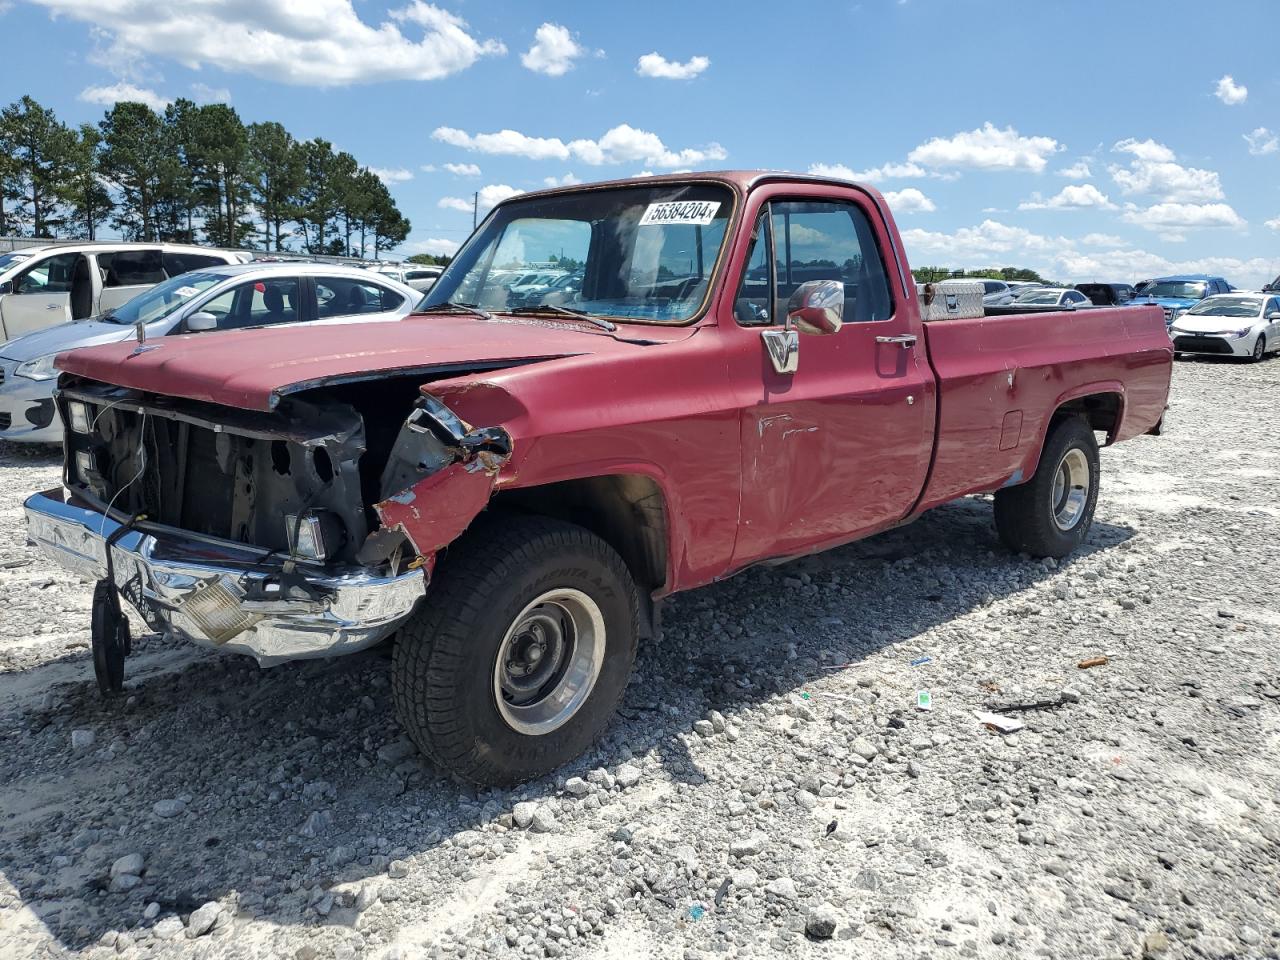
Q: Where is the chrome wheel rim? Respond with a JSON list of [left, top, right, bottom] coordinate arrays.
[[493, 589, 605, 735], [1051, 448, 1090, 531]]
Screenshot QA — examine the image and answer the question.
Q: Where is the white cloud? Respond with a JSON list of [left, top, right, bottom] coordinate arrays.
[[1215, 74, 1247, 105], [1080, 233, 1127, 247], [1057, 160, 1092, 179], [405, 237, 460, 257], [190, 82, 231, 104], [438, 183, 522, 215], [1018, 183, 1115, 211], [1121, 201, 1246, 232], [1109, 139, 1224, 203], [78, 82, 171, 112], [433, 123, 726, 168], [636, 52, 709, 80], [809, 161, 927, 182], [1266, 216, 1280, 232], [881, 187, 936, 213], [520, 22, 584, 76], [419, 164, 437, 173], [35, 0, 505, 86], [542, 173, 581, 187], [901, 219, 1278, 288], [443, 162, 481, 176], [369, 167, 414, 184], [1244, 127, 1279, 156], [907, 123, 1061, 173]]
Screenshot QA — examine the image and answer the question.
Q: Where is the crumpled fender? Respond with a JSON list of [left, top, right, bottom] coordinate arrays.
[[375, 461, 500, 555]]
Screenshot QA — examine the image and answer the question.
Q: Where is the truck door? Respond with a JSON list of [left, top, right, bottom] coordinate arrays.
[[0, 251, 83, 339], [727, 194, 935, 566]]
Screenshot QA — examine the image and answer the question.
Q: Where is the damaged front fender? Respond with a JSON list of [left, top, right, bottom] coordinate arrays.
[[366, 393, 512, 560]]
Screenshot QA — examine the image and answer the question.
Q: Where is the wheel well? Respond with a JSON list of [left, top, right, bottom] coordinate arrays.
[[1053, 392, 1122, 444], [491, 475, 669, 593]]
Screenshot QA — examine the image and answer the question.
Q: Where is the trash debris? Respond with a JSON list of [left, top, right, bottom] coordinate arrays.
[[1078, 656, 1109, 669], [714, 878, 731, 907], [916, 690, 933, 711], [800, 691, 811, 700], [910, 656, 932, 667], [825, 819, 838, 836], [975, 711, 1025, 734], [985, 694, 1067, 713], [687, 904, 705, 921]]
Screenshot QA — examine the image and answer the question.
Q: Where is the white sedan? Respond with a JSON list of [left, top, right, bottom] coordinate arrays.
[[1169, 293, 1280, 362]]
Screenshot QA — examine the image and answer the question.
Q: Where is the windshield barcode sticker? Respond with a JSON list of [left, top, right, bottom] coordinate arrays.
[[639, 201, 721, 227], [173, 286, 199, 297]]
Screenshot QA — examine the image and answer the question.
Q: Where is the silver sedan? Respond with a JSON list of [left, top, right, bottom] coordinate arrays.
[[0, 262, 421, 443]]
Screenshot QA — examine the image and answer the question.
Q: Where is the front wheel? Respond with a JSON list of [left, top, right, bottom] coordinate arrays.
[[994, 416, 1100, 558], [392, 515, 639, 786], [1251, 335, 1266, 362]]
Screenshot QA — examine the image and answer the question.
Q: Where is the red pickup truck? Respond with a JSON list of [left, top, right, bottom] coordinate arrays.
[[26, 171, 1172, 785]]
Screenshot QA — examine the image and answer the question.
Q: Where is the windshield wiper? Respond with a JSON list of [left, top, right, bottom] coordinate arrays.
[[418, 300, 493, 320], [509, 304, 617, 332]]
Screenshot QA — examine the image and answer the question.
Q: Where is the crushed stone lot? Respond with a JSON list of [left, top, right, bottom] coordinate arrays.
[[1, 358, 1278, 960]]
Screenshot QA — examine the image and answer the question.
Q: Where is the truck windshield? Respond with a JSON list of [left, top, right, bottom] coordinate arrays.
[[1140, 281, 1207, 299], [102, 271, 225, 324], [1186, 296, 1261, 318], [423, 183, 735, 324]]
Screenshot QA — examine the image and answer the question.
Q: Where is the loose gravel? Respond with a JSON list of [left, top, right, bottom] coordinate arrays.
[[1, 357, 1278, 960]]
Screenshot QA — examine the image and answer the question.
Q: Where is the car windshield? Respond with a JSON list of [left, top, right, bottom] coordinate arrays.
[[1016, 290, 1062, 304], [101, 271, 226, 324], [423, 183, 734, 324], [0, 251, 34, 273], [1186, 296, 1261, 318], [1140, 280, 1207, 299]]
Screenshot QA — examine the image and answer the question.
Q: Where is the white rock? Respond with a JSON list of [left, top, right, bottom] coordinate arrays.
[[531, 807, 557, 833], [512, 802, 538, 828], [730, 832, 768, 857], [109, 874, 142, 893], [185, 902, 221, 938], [564, 777, 590, 796], [355, 882, 380, 913], [615, 763, 642, 789], [387, 859, 410, 879], [377, 739, 416, 764], [152, 917, 184, 940], [152, 798, 186, 818], [693, 719, 716, 738], [765, 876, 797, 900], [110, 853, 144, 878], [805, 902, 840, 939], [143, 902, 160, 921], [850, 738, 879, 761], [71, 729, 95, 751]]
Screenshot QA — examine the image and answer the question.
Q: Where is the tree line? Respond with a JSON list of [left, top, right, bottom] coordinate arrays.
[[0, 95, 410, 257], [912, 266, 1062, 286]]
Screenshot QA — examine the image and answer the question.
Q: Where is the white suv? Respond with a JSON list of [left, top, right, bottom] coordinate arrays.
[[0, 242, 248, 342]]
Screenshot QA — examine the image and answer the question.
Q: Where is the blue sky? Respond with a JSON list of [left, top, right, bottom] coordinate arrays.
[[7, 0, 1280, 286]]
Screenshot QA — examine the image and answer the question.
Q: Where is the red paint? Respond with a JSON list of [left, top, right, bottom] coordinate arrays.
[[58, 172, 1173, 597]]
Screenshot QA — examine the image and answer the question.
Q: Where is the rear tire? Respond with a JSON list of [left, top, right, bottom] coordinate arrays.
[[392, 515, 639, 786], [994, 416, 1100, 559]]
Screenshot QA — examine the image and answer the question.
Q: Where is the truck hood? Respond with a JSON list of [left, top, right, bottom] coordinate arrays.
[[0, 318, 132, 363], [1134, 296, 1198, 310], [56, 312, 687, 411]]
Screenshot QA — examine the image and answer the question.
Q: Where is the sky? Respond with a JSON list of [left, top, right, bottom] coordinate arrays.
[[5, 0, 1280, 287]]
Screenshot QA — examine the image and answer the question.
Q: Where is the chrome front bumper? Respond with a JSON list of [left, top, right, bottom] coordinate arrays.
[[24, 489, 427, 666]]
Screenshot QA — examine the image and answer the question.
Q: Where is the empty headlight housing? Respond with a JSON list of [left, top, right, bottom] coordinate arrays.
[[16, 354, 58, 381]]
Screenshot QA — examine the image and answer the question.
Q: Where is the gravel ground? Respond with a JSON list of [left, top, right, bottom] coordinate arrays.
[[1, 357, 1277, 960]]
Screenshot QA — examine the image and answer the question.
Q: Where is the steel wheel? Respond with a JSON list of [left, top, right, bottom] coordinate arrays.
[[493, 588, 605, 736], [1051, 448, 1091, 531]]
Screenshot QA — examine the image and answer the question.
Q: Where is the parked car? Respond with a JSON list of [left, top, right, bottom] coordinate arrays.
[[367, 262, 443, 292], [939, 277, 1015, 306], [1168, 293, 1280, 361], [1075, 282, 1137, 306], [0, 242, 248, 342], [25, 170, 1171, 785], [0, 263, 419, 442], [1133, 275, 1232, 327], [1012, 287, 1092, 309], [1262, 274, 1280, 294]]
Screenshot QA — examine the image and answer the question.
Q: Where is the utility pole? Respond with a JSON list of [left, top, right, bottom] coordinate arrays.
[[472, 192, 478, 230]]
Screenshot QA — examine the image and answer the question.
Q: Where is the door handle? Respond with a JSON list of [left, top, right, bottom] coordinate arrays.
[[46, 303, 61, 310], [875, 334, 917, 348]]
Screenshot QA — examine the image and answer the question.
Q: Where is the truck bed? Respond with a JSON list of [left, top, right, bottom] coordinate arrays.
[[914, 303, 1171, 514]]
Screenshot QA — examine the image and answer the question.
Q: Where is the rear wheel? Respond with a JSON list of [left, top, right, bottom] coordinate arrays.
[[392, 515, 639, 786], [994, 416, 1100, 558], [1252, 335, 1266, 362]]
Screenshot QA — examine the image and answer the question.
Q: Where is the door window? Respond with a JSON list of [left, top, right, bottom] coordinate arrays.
[[100, 249, 165, 287], [162, 252, 230, 277], [14, 253, 79, 294], [769, 200, 893, 322], [315, 277, 405, 317], [193, 277, 301, 330], [733, 212, 774, 326]]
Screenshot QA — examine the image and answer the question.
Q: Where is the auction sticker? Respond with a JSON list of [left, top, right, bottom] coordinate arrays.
[[173, 285, 199, 297], [639, 200, 721, 227]]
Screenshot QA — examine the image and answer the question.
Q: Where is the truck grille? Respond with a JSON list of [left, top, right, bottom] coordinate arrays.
[[1162, 307, 1175, 324]]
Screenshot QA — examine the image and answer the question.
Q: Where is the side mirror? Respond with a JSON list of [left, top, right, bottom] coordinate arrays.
[[786, 279, 844, 336], [1267, 312, 1280, 321], [186, 311, 218, 332]]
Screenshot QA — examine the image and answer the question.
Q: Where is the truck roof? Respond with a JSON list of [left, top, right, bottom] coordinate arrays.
[[505, 170, 884, 205]]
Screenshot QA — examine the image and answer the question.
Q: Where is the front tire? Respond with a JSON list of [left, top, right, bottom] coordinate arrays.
[[1251, 335, 1266, 362], [392, 515, 639, 786], [994, 416, 1100, 558]]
